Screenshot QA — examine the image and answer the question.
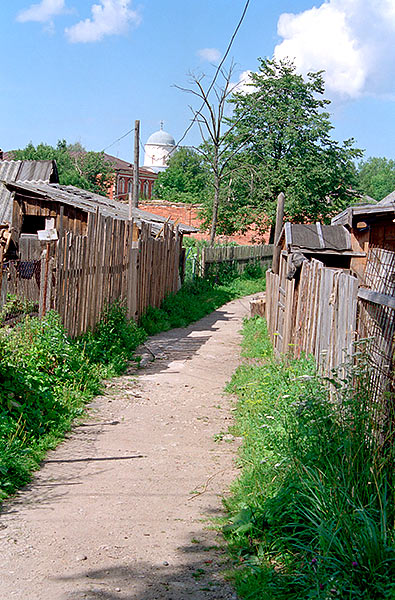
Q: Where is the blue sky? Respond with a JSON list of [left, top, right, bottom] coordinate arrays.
[[1, 0, 394, 163]]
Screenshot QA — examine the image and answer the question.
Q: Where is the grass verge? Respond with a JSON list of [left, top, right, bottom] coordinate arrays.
[[0, 265, 265, 502], [223, 316, 395, 600]]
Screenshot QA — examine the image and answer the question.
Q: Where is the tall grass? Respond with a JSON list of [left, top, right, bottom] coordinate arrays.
[[224, 317, 395, 600]]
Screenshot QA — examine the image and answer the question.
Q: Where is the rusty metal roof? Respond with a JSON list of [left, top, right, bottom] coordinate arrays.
[[0, 160, 58, 225], [278, 222, 352, 252], [4, 180, 197, 235]]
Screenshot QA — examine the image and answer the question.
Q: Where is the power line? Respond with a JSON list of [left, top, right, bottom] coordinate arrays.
[[102, 0, 250, 159], [174, 0, 250, 150], [102, 128, 134, 152]]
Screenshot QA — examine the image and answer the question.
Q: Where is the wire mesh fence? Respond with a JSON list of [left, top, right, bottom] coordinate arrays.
[[357, 247, 395, 441]]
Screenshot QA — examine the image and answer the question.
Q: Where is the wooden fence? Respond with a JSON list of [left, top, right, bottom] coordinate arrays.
[[1, 214, 182, 337], [266, 258, 359, 376], [197, 244, 273, 277], [266, 249, 394, 391]]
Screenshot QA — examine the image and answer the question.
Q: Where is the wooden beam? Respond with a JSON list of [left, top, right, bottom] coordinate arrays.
[[358, 287, 395, 309]]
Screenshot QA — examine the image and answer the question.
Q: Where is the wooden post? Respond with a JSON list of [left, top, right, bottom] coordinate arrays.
[[133, 119, 140, 208], [40, 242, 51, 317], [128, 192, 133, 219], [0, 245, 3, 306], [272, 192, 285, 275]]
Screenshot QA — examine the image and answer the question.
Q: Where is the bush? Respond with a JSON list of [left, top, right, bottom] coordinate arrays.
[[0, 312, 103, 498]]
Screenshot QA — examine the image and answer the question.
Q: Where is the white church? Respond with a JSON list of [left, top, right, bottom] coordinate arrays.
[[143, 123, 176, 173]]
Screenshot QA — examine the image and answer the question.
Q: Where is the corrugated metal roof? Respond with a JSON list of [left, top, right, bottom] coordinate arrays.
[[279, 222, 351, 252], [17, 160, 57, 183], [0, 160, 57, 225], [4, 181, 197, 234], [0, 161, 22, 224]]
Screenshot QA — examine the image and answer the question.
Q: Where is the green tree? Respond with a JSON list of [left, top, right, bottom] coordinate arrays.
[[221, 58, 362, 237], [357, 157, 395, 202], [11, 140, 115, 197], [153, 147, 210, 204]]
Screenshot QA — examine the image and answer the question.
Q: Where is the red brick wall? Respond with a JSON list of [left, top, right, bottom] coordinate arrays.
[[139, 201, 269, 245]]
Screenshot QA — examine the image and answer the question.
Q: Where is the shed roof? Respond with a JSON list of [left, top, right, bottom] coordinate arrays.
[[331, 197, 395, 226], [278, 222, 352, 253], [378, 190, 395, 205], [0, 159, 58, 224], [4, 180, 197, 235]]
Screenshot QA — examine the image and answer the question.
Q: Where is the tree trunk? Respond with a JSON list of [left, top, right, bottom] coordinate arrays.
[[210, 178, 220, 245]]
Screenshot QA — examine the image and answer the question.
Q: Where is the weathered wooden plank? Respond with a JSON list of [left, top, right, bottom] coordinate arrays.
[[358, 288, 395, 310]]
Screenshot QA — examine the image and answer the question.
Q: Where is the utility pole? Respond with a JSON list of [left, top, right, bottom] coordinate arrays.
[[272, 192, 285, 275], [132, 119, 140, 209]]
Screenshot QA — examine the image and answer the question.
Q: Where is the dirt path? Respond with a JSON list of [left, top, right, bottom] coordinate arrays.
[[0, 296, 254, 600]]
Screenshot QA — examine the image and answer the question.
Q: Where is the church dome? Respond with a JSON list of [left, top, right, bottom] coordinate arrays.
[[146, 129, 175, 146]]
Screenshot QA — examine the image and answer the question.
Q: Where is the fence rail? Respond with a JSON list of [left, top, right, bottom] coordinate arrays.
[[197, 244, 273, 277]]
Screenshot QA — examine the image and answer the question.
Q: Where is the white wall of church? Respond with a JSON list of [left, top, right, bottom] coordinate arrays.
[[144, 143, 175, 168]]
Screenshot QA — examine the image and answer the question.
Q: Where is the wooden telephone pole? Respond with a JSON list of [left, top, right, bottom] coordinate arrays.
[[129, 119, 140, 217], [133, 119, 140, 209]]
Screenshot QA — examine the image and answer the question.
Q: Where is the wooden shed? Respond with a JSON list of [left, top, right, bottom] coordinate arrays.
[[4, 180, 197, 259], [276, 222, 365, 284], [0, 159, 58, 225], [331, 193, 395, 280]]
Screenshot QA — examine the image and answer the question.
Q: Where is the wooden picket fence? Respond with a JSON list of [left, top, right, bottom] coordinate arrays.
[[198, 244, 273, 276], [2, 213, 182, 336], [266, 259, 359, 376], [52, 214, 181, 337]]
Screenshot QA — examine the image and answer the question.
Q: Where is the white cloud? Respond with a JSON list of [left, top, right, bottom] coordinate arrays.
[[65, 0, 141, 43], [197, 48, 221, 63], [17, 0, 66, 23], [231, 70, 255, 95], [274, 0, 395, 99]]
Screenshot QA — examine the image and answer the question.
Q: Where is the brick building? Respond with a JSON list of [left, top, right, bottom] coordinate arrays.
[[104, 153, 158, 202], [138, 199, 269, 245]]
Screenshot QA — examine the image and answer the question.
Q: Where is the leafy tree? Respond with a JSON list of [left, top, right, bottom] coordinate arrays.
[[220, 58, 362, 237], [11, 140, 115, 197], [357, 157, 395, 202], [153, 147, 210, 204]]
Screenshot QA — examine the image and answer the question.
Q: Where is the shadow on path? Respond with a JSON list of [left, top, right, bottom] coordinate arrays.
[[133, 305, 241, 379]]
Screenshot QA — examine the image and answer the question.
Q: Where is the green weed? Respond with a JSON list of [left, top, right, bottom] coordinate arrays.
[[140, 269, 266, 336], [0, 293, 38, 325], [0, 303, 145, 501], [224, 317, 395, 600], [78, 301, 146, 375]]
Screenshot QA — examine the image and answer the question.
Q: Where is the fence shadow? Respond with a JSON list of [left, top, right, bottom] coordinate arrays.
[[133, 303, 245, 379], [53, 527, 235, 600]]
